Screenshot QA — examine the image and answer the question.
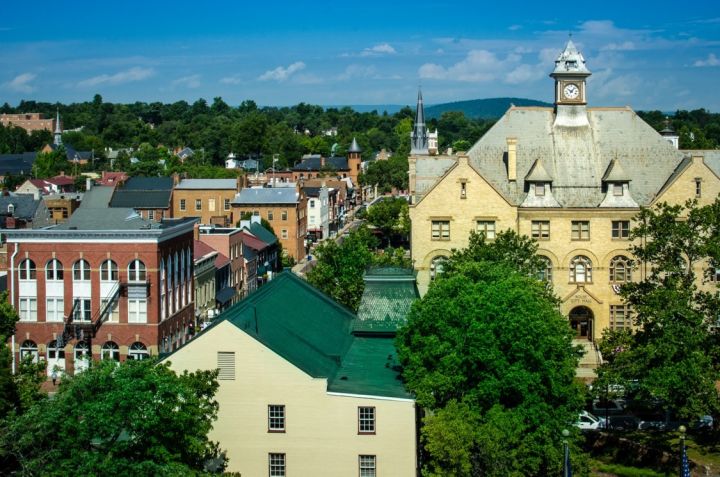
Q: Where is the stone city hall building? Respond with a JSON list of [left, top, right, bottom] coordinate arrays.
[[409, 40, 720, 373], [5, 185, 198, 376]]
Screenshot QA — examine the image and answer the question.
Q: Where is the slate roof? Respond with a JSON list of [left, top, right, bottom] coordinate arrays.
[[303, 187, 322, 197], [354, 267, 419, 334], [214, 252, 231, 269], [174, 271, 410, 398], [0, 153, 36, 176], [109, 176, 173, 209], [194, 239, 217, 260], [175, 178, 237, 190], [232, 188, 299, 205], [0, 194, 41, 220], [293, 155, 349, 171], [452, 106, 689, 208]]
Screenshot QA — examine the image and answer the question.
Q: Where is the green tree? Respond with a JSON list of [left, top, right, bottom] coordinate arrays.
[[306, 225, 377, 311], [397, 234, 585, 476], [0, 359, 225, 476], [366, 197, 409, 241], [31, 147, 70, 179], [595, 199, 720, 419]]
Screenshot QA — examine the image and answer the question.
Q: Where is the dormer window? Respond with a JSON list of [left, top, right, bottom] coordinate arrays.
[[536, 183, 545, 197], [7, 204, 14, 215], [613, 183, 623, 196]]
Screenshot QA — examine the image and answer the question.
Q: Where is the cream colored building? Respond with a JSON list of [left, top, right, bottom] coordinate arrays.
[[409, 40, 720, 373], [164, 272, 417, 476]]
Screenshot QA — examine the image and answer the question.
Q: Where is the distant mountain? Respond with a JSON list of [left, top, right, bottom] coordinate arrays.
[[425, 97, 552, 119], [334, 98, 552, 119]]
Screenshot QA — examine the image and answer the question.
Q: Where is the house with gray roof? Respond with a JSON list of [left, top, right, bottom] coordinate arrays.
[[108, 176, 174, 222]]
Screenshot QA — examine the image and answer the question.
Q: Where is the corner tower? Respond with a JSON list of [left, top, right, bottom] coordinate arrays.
[[347, 137, 362, 186], [53, 109, 63, 146], [550, 38, 591, 127]]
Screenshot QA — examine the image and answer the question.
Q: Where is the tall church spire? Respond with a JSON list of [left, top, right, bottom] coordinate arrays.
[[53, 109, 62, 147], [411, 89, 429, 155]]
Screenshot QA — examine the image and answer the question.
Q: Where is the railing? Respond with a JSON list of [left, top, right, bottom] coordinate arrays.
[[57, 281, 122, 346], [91, 281, 121, 335]]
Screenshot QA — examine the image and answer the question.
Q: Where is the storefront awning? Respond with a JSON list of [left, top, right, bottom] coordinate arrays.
[[215, 287, 236, 304]]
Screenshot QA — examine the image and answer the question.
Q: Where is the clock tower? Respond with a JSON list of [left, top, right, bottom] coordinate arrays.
[[550, 38, 591, 127]]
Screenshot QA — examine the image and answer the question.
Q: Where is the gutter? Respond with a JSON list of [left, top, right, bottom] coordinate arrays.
[[9, 242, 18, 374]]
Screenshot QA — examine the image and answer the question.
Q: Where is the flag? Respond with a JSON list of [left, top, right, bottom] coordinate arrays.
[[564, 443, 573, 477], [681, 442, 691, 477]]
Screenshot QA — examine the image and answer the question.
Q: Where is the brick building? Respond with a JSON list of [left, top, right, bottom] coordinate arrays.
[[231, 187, 308, 261], [173, 178, 241, 226], [5, 185, 197, 376], [109, 176, 173, 222], [0, 113, 56, 134], [197, 226, 246, 302]]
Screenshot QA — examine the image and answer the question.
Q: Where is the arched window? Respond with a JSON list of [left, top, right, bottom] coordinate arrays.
[[73, 259, 91, 281], [128, 342, 149, 360], [74, 341, 91, 373], [430, 256, 448, 281], [609, 255, 633, 283], [101, 341, 120, 361], [47, 340, 65, 360], [45, 259, 64, 281], [128, 260, 146, 282], [18, 259, 36, 280], [19, 340, 38, 362], [100, 259, 118, 281], [537, 256, 553, 282], [570, 255, 593, 283]]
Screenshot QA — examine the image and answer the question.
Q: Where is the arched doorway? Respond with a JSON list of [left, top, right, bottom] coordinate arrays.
[[569, 306, 593, 341]]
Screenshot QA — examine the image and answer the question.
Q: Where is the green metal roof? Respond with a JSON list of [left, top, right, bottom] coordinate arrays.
[[354, 267, 419, 334], [328, 337, 411, 399], [248, 222, 278, 246], [223, 272, 355, 378], [163, 270, 413, 399]]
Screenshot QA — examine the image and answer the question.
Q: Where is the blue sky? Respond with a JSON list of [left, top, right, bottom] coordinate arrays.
[[1, 1, 719, 111]]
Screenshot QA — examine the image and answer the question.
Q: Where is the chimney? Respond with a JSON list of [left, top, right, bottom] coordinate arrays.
[[172, 172, 180, 186], [193, 223, 200, 241], [86, 178, 93, 192], [506, 137, 517, 181], [236, 175, 243, 192], [320, 156, 325, 168]]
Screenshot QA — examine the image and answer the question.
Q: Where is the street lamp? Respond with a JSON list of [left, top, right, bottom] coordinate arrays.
[[561, 428, 571, 477]]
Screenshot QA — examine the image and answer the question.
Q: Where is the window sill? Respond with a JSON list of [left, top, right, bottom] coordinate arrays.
[[569, 281, 593, 285], [268, 429, 286, 434], [431, 238, 451, 241], [358, 431, 376, 435]]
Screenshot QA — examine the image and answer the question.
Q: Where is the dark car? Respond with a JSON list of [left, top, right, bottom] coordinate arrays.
[[606, 415, 641, 431]]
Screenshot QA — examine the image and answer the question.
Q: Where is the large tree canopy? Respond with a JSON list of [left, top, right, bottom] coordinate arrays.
[[596, 199, 720, 419], [0, 359, 224, 476], [397, 231, 585, 476]]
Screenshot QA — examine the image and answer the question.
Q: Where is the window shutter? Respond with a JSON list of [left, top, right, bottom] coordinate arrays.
[[217, 351, 235, 380]]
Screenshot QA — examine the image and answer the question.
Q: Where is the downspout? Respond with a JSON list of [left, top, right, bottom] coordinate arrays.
[[10, 242, 19, 374]]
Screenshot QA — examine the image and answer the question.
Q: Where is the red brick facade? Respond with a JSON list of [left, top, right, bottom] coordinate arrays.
[[7, 225, 196, 376]]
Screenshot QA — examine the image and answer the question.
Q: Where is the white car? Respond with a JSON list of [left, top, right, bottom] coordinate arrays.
[[575, 410, 607, 430]]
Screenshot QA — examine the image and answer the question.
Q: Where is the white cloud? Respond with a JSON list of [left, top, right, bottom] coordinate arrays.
[[505, 64, 544, 84], [219, 75, 243, 85], [258, 61, 306, 81], [78, 67, 154, 87], [419, 50, 521, 82], [360, 43, 396, 57], [171, 74, 201, 89], [5, 73, 36, 93], [694, 53, 720, 67]]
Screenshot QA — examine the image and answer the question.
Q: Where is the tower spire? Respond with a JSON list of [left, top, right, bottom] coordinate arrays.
[[411, 88, 429, 155], [53, 109, 62, 147]]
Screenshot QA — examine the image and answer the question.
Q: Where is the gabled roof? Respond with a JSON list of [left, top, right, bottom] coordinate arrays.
[[0, 194, 41, 220], [232, 187, 299, 205], [525, 158, 553, 182], [354, 267, 419, 334], [240, 230, 269, 252], [247, 222, 278, 246], [602, 159, 631, 182], [175, 178, 237, 190], [109, 176, 173, 209], [194, 239, 217, 260], [212, 272, 356, 378], [214, 251, 231, 269], [48, 175, 75, 186]]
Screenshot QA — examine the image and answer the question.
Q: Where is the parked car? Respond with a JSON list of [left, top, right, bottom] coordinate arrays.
[[591, 398, 628, 415], [575, 410, 607, 430], [606, 415, 641, 431]]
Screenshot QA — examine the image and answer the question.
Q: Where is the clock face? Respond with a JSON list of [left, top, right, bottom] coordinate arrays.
[[563, 83, 580, 100]]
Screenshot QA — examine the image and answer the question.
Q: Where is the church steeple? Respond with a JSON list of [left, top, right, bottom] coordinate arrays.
[[550, 38, 592, 127], [411, 89, 429, 155], [53, 109, 63, 147]]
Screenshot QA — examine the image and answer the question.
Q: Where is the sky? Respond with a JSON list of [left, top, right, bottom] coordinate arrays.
[[1, 1, 719, 111]]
